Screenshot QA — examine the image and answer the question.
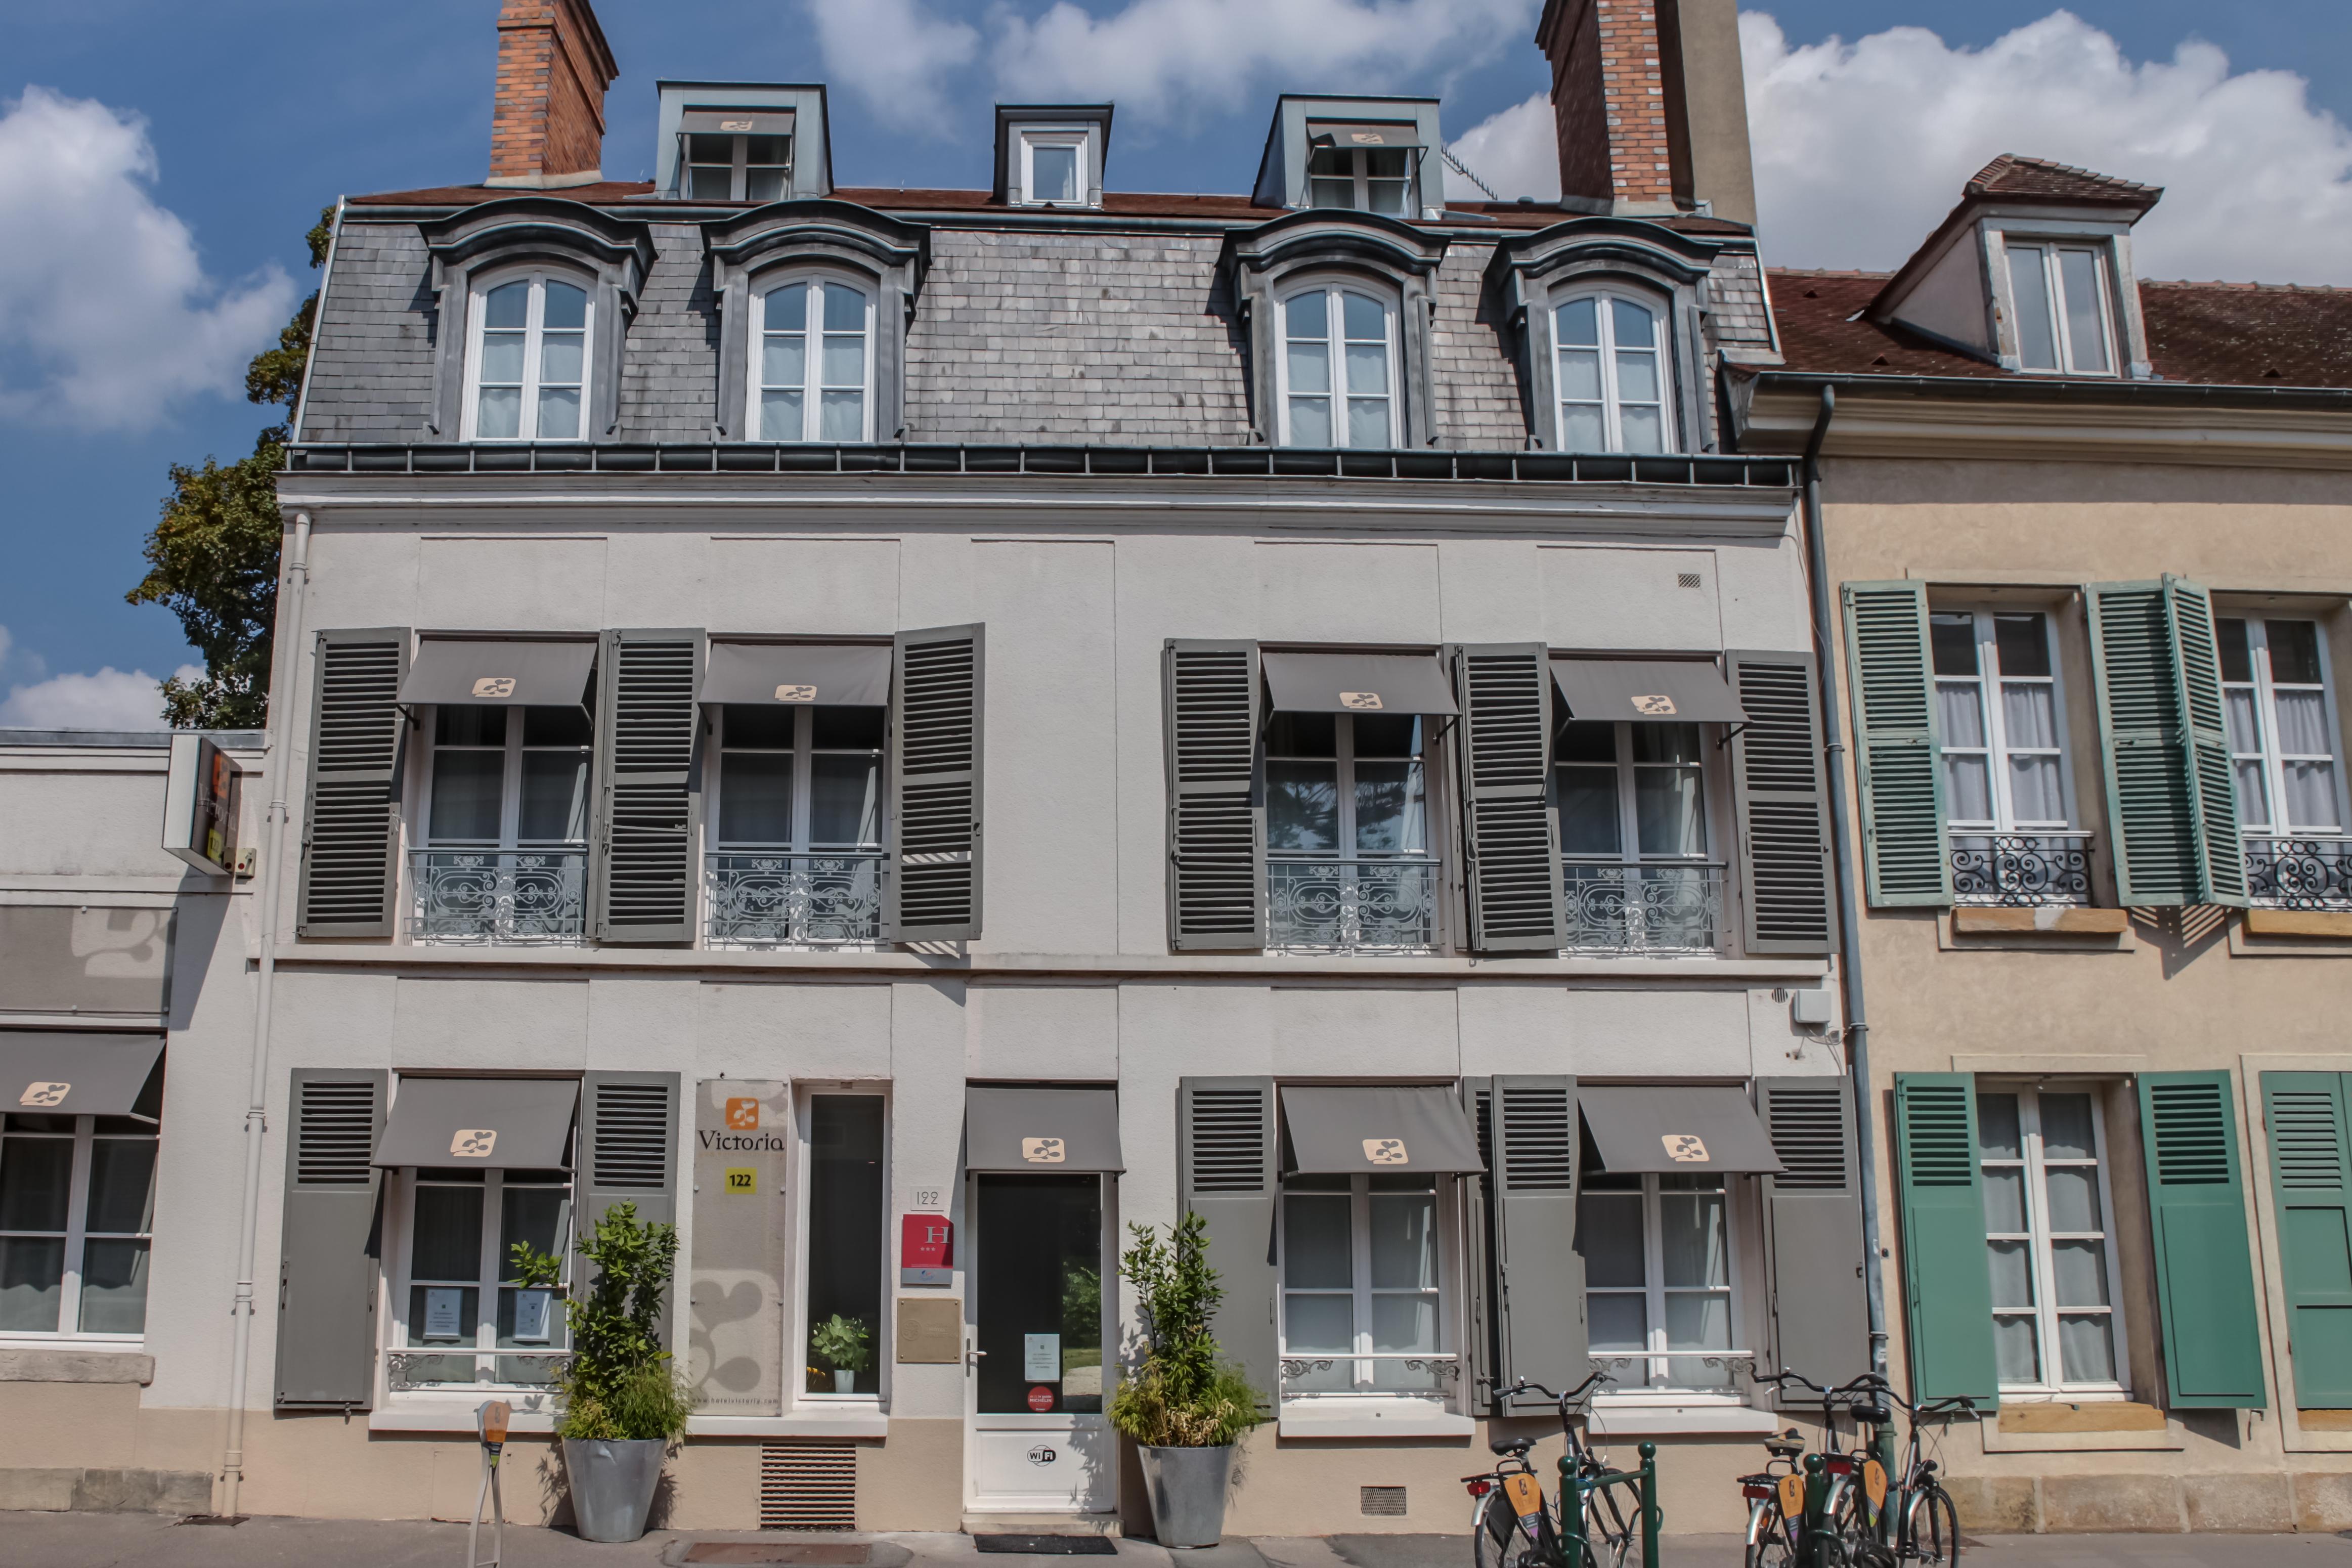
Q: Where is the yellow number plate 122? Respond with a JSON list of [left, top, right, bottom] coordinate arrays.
[[725, 1167, 757, 1194]]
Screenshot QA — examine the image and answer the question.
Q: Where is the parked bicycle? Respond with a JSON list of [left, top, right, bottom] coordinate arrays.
[[1856, 1375, 1974, 1566], [1737, 1369, 1975, 1568], [1464, 1372, 1656, 1568]]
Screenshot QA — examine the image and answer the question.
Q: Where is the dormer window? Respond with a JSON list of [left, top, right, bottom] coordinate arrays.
[[1554, 289, 1675, 454], [997, 109, 1110, 210], [1306, 144, 1414, 216], [755, 276, 873, 443], [678, 110, 796, 202], [1278, 284, 1398, 449], [2005, 240, 2115, 375], [465, 272, 591, 442], [1020, 133, 1085, 206]]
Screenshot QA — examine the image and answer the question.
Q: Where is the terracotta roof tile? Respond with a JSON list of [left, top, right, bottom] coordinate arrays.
[[1965, 154, 2162, 210]]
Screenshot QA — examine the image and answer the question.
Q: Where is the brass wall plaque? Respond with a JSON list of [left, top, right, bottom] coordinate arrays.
[[896, 1296, 964, 1363]]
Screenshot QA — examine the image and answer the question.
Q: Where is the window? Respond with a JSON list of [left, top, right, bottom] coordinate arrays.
[[1554, 292, 1674, 454], [1978, 1087, 2125, 1395], [1280, 1173, 1449, 1396], [1555, 717, 1718, 951], [466, 274, 590, 442], [1278, 286, 1398, 449], [801, 1094, 885, 1398], [686, 133, 793, 201], [394, 1164, 572, 1390], [426, 705, 591, 848], [1579, 1163, 1738, 1392], [1019, 133, 1086, 206], [1306, 146, 1414, 216], [709, 703, 885, 946], [0, 1084, 160, 1337], [2222, 617, 2346, 837], [755, 278, 873, 443], [1930, 611, 2070, 831], [2005, 241, 2115, 375], [1265, 710, 1435, 948]]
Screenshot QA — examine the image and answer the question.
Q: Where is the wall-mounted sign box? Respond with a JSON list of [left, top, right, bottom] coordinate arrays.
[[162, 734, 250, 877], [901, 1212, 953, 1286]]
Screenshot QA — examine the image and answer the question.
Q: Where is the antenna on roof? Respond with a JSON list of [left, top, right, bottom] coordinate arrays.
[[1441, 146, 1501, 203]]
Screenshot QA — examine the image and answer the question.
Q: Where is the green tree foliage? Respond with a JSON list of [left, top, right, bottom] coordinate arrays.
[[1107, 1211, 1267, 1448], [510, 1200, 696, 1442], [126, 207, 333, 729]]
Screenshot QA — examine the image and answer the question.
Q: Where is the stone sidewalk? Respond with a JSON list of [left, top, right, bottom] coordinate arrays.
[[5, 1516, 2351, 1567]]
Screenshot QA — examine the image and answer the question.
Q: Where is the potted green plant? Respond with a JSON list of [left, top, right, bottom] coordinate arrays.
[[809, 1313, 873, 1393], [510, 1201, 695, 1544], [1109, 1212, 1268, 1548]]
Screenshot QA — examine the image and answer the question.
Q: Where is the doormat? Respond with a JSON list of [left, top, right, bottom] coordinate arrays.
[[972, 1535, 1118, 1555], [684, 1547, 873, 1565]]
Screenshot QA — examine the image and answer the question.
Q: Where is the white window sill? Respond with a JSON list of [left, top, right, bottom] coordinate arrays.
[[1279, 1400, 1471, 1440], [688, 1409, 890, 1438], [372, 1393, 559, 1434], [1585, 1405, 1780, 1436]]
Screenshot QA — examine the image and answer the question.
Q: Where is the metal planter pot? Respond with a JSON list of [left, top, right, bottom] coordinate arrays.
[[562, 1436, 667, 1543], [1138, 1443, 1234, 1549]]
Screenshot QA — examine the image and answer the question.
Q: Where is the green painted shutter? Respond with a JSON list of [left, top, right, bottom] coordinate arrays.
[[1491, 1075, 1583, 1413], [886, 624, 984, 942], [2138, 1071, 2267, 1408], [1892, 1073, 1998, 1406], [1179, 1077, 1279, 1410], [590, 629, 704, 943], [1841, 582, 1951, 906], [296, 628, 410, 937], [2262, 1072, 2352, 1408], [1164, 640, 1264, 951], [2087, 578, 2243, 905], [1453, 644, 1564, 951], [1726, 650, 1836, 953]]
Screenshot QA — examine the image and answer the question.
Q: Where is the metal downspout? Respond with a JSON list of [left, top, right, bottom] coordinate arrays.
[[1797, 388, 1891, 1381], [219, 507, 312, 1518]]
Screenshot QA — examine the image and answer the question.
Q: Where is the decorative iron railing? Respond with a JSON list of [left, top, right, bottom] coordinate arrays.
[[705, 851, 886, 945], [1588, 1349, 1757, 1390], [408, 848, 587, 943], [1267, 857, 1440, 950], [386, 1347, 569, 1391], [1948, 831, 2093, 907], [2244, 835, 2352, 909], [1280, 1351, 1461, 1396], [1561, 861, 1726, 954]]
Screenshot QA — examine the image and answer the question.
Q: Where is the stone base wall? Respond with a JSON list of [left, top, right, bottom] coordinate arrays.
[[1948, 1471, 2352, 1534]]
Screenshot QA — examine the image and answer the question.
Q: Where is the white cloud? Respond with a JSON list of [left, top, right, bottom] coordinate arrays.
[[1739, 10, 2352, 283], [802, 0, 979, 125], [1447, 91, 1559, 202], [0, 663, 198, 731], [0, 86, 295, 430]]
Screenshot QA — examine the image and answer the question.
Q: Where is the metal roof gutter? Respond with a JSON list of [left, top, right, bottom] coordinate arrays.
[[1748, 368, 2352, 414]]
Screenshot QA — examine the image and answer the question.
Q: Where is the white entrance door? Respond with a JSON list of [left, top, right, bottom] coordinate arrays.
[[965, 1173, 1115, 1513]]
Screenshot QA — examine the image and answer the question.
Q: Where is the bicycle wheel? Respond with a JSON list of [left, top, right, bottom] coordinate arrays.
[[1474, 1489, 1546, 1568], [1743, 1506, 1798, 1568], [1903, 1484, 1961, 1566], [1581, 1478, 1639, 1568]]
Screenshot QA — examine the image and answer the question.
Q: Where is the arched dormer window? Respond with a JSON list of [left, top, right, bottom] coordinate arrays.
[[1277, 282, 1399, 448], [464, 270, 593, 442], [1552, 288, 1674, 454], [753, 275, 875, 443]]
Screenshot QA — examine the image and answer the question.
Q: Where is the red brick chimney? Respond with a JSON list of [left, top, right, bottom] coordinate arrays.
[[487, 0, 619, 189], [1536, 0, 1757, 225]]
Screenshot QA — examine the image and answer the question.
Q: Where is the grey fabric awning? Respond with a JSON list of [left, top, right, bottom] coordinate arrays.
[[1552, 658, 1748, 725], [701, 642, 891, 707], [399, 639, 595, 708], [965, 1086, 1124, 1173], [1282, 1085, 1484, 1175], [1262, 651, 1459, 717], [682, 110, 794, 137], [372, 1078, 579, 1169], [2, 1033, 163, 1117], [1580, 1085, 1783, 1175], [1308, 121, 1424, 150]]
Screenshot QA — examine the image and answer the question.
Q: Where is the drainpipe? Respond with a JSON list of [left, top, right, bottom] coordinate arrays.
[[1796, 389, 1891, 1383], [220, 507, 312, 1518]]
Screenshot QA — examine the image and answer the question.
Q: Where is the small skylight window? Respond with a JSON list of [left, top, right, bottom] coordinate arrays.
[[1018, 130, 1091, 207]]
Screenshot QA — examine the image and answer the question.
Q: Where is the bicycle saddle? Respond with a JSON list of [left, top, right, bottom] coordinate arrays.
[[1490, 1436, 1536, 1458], [1763, 1432, 1805, 1459]]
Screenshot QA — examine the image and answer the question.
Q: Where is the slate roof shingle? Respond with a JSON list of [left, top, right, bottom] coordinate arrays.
[[1964, 154, 2162, 211]]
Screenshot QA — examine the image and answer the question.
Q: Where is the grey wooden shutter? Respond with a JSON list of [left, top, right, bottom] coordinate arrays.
[[1841, 582, 1952, 906], [1164, 640, 1265, 951], [1179, 1077, 1279, 1410], [579, 1071, 681, 1345], [886, 624, 983, 942], [1491, 1075, 1583, 1412], [1460, 1078, 1501, 1416], [296, 628, 409, 938], [1757, 1077, 1869, 1402], [2087, 579, 2244, 906], [1727, 650, 1836, 954], [274, 1068, 386, 1408], [1453, 643, 1564, 951], [591, 629, 704, 943]]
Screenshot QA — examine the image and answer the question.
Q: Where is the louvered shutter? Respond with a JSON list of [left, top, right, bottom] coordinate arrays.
[[579, 1072, 681, 1346], [1757, 1077, 1869, 1402], [1460, 1078, 1500, 1416], [887, 624, 983, 942], [1453, 644, 1563, 951], [1178, 1077, 1278, 1409], [274, 1068, 386, 1407], [1891, 1073, 1997, 1405], [1164, 640, 1264, 951], [2262, 1072, 2352, 1408], [1727, 650, 1836, 953], [2087, 579, 2244, 906], [1491, 1075, 1582, 1412], [591, 629, 704, 943], [297, 629, 409, 937], [2137, 1071, 2266, 1408], [1841, 583, 1951, 906]]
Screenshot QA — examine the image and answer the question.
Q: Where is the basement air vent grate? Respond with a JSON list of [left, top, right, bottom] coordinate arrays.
[[1677, 572, 1704, 589], [1361, 1486, 1408, 1517], [760, 1442, 857, 1530]]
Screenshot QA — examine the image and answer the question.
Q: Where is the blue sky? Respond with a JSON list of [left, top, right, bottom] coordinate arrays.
[[1, 0, 2347, 725]]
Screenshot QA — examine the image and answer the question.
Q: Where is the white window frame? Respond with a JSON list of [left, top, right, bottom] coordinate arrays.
[[1582, 1172, 1749, 1403], [2221, 616, 2350, 836], [1305, 145, 1416, 216], [1264, 710, 1431, 863], [422, 705, 591, 851], [385, 1162, 574, 1397], [683, 131, 794, 202], [1978, 1083, 2129, 1401], [1931, 608, 2075, 833], [750, 274, 877, 445], [2002, 239, 2119, 377], [1550, 288, 1677, 455], [1016, 129, 1091, 208], [1273, 282, 1401, 450], [710, 704, 886, 854], [459, 270, 593, 443], [0, 1111, 157, 1343], [1276, 1172, 1461, 1410], [789, 1083, 891, 1410], [1554, 720, 1718, 865]]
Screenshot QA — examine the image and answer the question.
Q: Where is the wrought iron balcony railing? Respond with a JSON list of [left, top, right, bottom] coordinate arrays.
[[706, 851, 886, 945], [1279, 1351, 1460, 1397], [409, 848, 587, 943], [1562, 860, 1726, 955], [1948, 831, 2093, 907], [1267, 857, 1440, 951], [2245, 835, 2352, 909]]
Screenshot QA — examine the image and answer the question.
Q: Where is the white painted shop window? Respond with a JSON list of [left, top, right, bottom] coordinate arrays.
[[1276, 283, 1400, 449], [1552, 289, 1675, 454], [463, 272, 591, 442], [387, 1163, 573, 1394], [2220, 617, 2349, 836], [1278, 1172, 1460, 1406], [0, 1086, 160, 1341], [796, 1091, 888, 1403], [2003, 240, 2116, 376], [753, 276, 875, 444], [1978, 1085, 2129, 1398]]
